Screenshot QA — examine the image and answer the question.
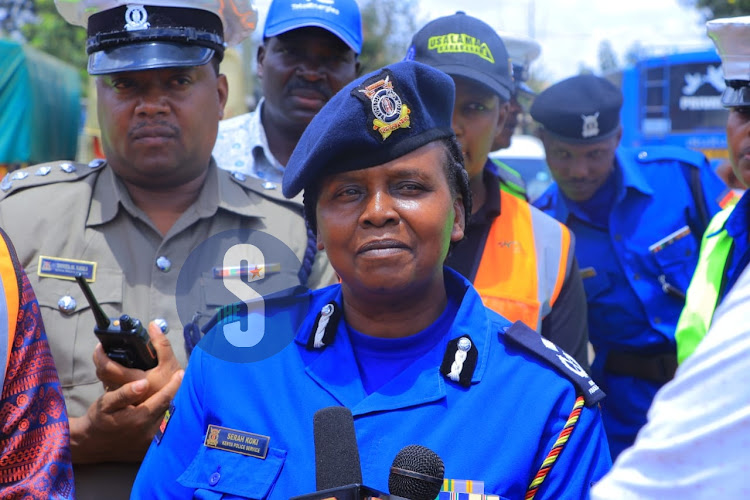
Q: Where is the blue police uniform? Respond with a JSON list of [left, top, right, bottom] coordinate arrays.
[[534, 145, 725, 458], [133, 268, 611, 499], [719, 190, 750, 300]]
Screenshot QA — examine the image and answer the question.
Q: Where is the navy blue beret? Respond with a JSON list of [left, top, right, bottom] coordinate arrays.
[[530, 74, 623, 144], [282, 60, 456, 198]]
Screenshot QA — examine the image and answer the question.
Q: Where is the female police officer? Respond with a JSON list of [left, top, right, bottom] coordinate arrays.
[[132, 61, 611, 499]]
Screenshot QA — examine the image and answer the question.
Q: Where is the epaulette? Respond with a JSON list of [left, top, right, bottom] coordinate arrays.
[[0, 158, 106, 200], [631, 145, 708, 170], [224, 170, 303, 207], [503, 321, 605, 407]]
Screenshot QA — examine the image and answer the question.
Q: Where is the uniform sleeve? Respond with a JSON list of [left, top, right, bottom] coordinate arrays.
[[590, 266, 750, 499], [534, 394, 612, 499], [541, 258, 590, 373], [132, 346, 208, 499], [0, 258, 75, 499]]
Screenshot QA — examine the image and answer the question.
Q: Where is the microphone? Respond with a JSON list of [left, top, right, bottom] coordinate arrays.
[[388, 445, 445, 500], [290, 406, 387, 500]]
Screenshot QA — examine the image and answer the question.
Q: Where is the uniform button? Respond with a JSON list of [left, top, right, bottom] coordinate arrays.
[[153, 318, 169, 334], [457, 337, 472, 352], [633, 273, 641, 281], [209, 471, 221, 486], [58, 295, 77, 314], [638, 151, 648, 160], [654, 317, 662, 324], [156, 256, 172, 272], [614, 234, 623, 241]]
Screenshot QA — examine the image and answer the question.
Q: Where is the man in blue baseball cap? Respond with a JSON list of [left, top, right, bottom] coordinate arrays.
[[133, 59, 611, 499], [531, 74, 727, 460], [213, 0, 362, 184]]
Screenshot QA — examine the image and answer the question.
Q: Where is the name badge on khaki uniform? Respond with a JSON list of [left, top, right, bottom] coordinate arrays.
[[37, 256, 97, 281]]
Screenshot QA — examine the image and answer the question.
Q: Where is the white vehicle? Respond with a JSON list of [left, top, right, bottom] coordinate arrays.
[[490, 134, 552, 202]]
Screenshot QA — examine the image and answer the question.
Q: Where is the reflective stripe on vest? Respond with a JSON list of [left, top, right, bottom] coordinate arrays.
[[491, 158, 528, 201], [473, 190, 571, 331], [675, 207, 734, 363], [0, 231, 20, 389]]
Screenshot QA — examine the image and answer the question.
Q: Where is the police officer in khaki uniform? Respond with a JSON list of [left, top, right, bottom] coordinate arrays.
[[0, 1, 336, 498]]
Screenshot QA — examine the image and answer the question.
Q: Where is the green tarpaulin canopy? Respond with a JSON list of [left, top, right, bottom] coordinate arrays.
[[0, 39, 81, 166]]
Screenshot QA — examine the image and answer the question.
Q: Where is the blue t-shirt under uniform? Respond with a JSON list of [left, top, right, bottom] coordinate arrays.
[[348, 298, 458, 394]]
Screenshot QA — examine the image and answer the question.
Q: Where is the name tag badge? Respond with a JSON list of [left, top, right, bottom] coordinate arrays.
[[204, 424, 270, 459], [580, 267, 597, 279], [37, 256, 97, 281]]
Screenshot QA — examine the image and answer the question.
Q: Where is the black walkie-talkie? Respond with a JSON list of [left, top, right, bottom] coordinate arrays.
[[75, 274, 158, 370]]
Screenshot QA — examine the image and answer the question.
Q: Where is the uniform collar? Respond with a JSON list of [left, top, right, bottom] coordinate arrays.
[[87, 159, 266, 227], [615, 148, 654, 198], [723, 188, 750, 240], [545, 148, 654, 223], [296, 269, 494, 416]]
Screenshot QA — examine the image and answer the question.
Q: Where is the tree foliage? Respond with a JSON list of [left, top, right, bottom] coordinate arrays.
[[21, 0, 88, 84], [358, 0, 419, 74], [598, 40, 619, 74], [680, 0, 750, 19]]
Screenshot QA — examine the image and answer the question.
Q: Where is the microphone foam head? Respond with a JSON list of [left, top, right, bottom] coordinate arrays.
[[313, 406, 363, 490], [389, 444, 445, 500]]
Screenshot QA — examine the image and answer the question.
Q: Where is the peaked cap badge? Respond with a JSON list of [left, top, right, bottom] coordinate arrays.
[[358, 75, 411, 140], [124, 4, 150, 31], [581, 112, 600, 139]]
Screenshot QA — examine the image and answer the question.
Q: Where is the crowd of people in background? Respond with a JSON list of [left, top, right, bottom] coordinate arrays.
[[0, 0, 749, 498]]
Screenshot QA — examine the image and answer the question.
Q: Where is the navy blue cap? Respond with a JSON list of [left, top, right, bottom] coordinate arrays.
[[264, 0, 362, 54], [530, 74, 623, 144], [405, 12, 513, 101], [282, 60, 456, 198], [56, 1, 258, 75]]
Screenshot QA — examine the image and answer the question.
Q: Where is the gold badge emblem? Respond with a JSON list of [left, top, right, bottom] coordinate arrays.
[[206, 427, 220, 447], [359, 75, 411, 140]]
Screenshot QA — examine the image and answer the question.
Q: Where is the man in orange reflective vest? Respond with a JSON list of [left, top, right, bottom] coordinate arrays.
[[406, 12, 589, 370], [0, 228, 75, 498]]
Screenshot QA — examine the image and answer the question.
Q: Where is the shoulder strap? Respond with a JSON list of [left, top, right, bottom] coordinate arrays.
[[688, 165, 709, 235]]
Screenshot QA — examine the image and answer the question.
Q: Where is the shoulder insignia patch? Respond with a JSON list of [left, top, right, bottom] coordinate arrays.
[[154, 402, 175, 445], [224, 170, 300, 205], [503, 321, 605, 406], [0, 159, 105, 200]]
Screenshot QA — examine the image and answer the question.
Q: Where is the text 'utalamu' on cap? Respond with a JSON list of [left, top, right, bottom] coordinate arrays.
[[282, 60, 456, 199], [405, 11, 514, 101], [530, 74, 623, 144], [263, 0, 363, 54], [707, 16, 750, 107], [54, 0, 258, 75]]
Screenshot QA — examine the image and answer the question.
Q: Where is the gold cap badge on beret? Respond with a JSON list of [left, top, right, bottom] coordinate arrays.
[[358, 76, 412, 140]]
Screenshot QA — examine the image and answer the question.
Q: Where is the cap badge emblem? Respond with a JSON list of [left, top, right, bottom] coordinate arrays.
[[581, 112, 600, 138], [124, 4, 150, 31], [359, 75, 411, 140]]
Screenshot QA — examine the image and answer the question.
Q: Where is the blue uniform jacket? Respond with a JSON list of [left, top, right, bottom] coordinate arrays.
[[533, 145, 725, 457], [132, 270, 611, 499]]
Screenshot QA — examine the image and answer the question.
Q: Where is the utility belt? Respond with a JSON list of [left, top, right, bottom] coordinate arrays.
[[604, 350, 677, 384]]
